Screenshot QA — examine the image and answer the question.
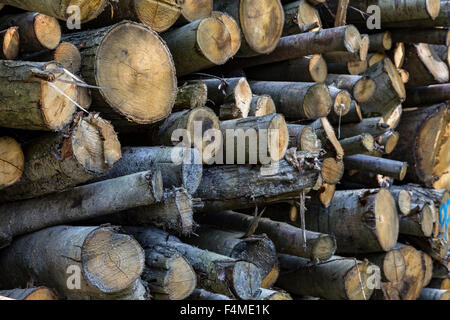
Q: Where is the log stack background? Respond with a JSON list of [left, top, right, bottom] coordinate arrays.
[[0, 0, 449, 300]]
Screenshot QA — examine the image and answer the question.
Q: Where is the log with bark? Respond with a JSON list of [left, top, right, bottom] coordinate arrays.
[[0, 113, 121, 203], [194, 151, 321, 211], [0, 225, 146, 300], [399, 205, 434, 238], [0, 0, 108, 23], [63, 21, 177, 124], [287, 124, 321, 152], [343, 154, 408, 181], [283, 0, 322, 36], [362, 249, 406, 283], [174, 82, 208, 111], [248, 95, 277, 117], [328, 100, 363, 125], [0, 170, 163, 249], [220, 114, 289, 164], [140, 244, 196, 300], [388, 103, 450, 188], [325, 74, 376, 103], [249, 81, 332, 120], [277, 254, 378, 300], [0, 27, 19, 60], [163, 17, 232, 76], [0, 12, 60, 53], [195, 210, 337, 262], [211, 11, 242, 59], [338, 117, 391, 139], [419, 288, 450, 300], [124, 226, 262, 299], [326, 60, 367, 75], [428, 278, 450, 290], [0, 287, 58, 300], [322, 33, 369, 62], [339, 134, 375, 156], [182, 226, 278, 281], [368, 32, 392, 52], [213, 0, 285, 57], [0, 61, 77, 131], [390, 28, 450, 46], [310, 117, 345, 162], [305, 188, 399, 253], [0, 136, 24, 191], [402, 43, 449, 88], [404, 83, 450, 108], [227, 25, 361, 69], [245, 54, 328, 83], [328, 87, 352, 118]]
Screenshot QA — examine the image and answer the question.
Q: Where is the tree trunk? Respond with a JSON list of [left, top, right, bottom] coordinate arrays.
[[193, 151, 320, 212], [220, 114, 289, 163], [163, 18, 232, 76], [182, 226, 278, 280], [249, 95, 277, 117], [338, 117, 391, 139], [283, 0, 322, 36], [305, 189, 399, 253], [63, 21, 177, 125], [362, 249, 406, 283], [124, 226, 262, 299], [388, 103, 450, 188], [0, 170, 163, 249], [389, 189, 412, 216], [404, 84, 450, 108], [174, 82, 208, 111], [82, 187, 195, 236], [213, 0, 284, 57], [228, 25, 361, 68], [202, 77, 252, 118], [0, 60, 77, 131], [0, 0, 108, 23], [0, 287, 58, 300], [358, 58, 406, 117], [95, 146, 202, 195], [0, 225, 145, 300], [152, 107, 221, 164], [391, 29, 450, 46], [0, 137, 24, 191], [140, 244, 196, 300], [403, 43, 449, 88], [325, 74, 376, 103], [0, 113, 122, 203], [249, 81, 332, 120], [20, 42, 81, 74], [196, 210, 337, 262], [399, 206, 434, 237], [340, 134, 375, 155], [188, 289, 232, 300], [310, 117, 344, 160], [245, 54, 328, 83], [377, 131, 400, 154], [343, 154, 408, 181], [287, 124, 321, 152], [0, 27, 19, 59], [323, 33, 369, 62], [277, 254, 377, 300], [328, 100, 363, 125], [0, 12, 60, 52], [326, 60, 368, 75], [368, 32, 392, 52], [81, 0, 181, 33]]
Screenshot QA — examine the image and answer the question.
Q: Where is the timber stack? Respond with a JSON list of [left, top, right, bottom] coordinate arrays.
[[0, 0, 448, 301]]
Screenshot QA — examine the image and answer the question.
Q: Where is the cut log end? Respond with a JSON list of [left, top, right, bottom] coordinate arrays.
[[383, 250, 406, 282], [0, 137, 24, 190], [249, 95, 277, 117], [233, 77, 253, 117], [420, 204, 434, 238], [261, 261, 280, 289], [34, 14, 61, 50], [359, 34, 369, 61], [304, 83, 333, 119], [161, 254, 197, 300], [197, 17, 232, 65], [333, 89, 352, 116], [344, 262, 376, 300], [353, 77, 376, 103], [2, 27, 19, 60], [297, 0, 322, 33], [81, 227, 145, 293], [53, 42, 82, 74], [211, 11, 242, 58], [268, 114, 289, 162], [374, 189, 399, 252], [179, 0, 213, 22], [309, 54, 328, 83], [321, 158, 344, 185], [135, 0, 181, 32], [312, 235, 337, 261], [301, 126, 321, 152], [41, 62, 77, 131], [96, 21, 177, 124], [426, 0, 441, 19], [239, 0, 284, 55], [397, 190, 411, 216], [231, 261, 262, 300], [318, 183, 336, 208], [344, 25, 361, 54]]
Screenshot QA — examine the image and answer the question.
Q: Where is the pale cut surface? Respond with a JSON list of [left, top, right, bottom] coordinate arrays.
[[433, 121, 450, 189], [0, 137, 24, 189], [417, 43, 449, 84], [53, 42, 81, 73], [310, 54, 328, 83], [374, 189, 399, 252], [426, 0, 441, 19], [397, 189, 411, 215], [384, 58, 406, 100], [368, 53, 385, 67], [135, 0, 180, 32], [82, 228, 145, 293], [359, 34, 369, 61], [212, 11, 242, 57], [383, 250, 406, 282], [268, 114, 289, 162], [298, 0, 322, 32], [96, 22, 177, 124], [3, 27, 19, 59], [239, 0, 284, 54], [34, 13, 61, 50], [40, 62, 77, 131], [165, 255, 197, 300], [354, 77, 376, 103], [178, 0, 213, 22], [333, 90, 351, 115], [304, 83, 332, 119], [344, 262, 374, 300], [234, 78, 252, 118], [197, 17, 232, 65], [344, 25, 361, 53]]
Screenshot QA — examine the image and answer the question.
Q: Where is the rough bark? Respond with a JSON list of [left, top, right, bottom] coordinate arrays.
[[277, 254, 377, 300], [404, 83, 450, 107], [174, 82, 208, 111], [195, 210, 337, 262], [329, 100, 363, 125], [338, 117, 391, 139], [362, 249, 406, 283], [368, 32, 392, 52], [340, 134, 374, 155], [399, 206, 434, 237], [0, 170, 163, 249], [287, 124, 321, 152], [0, 60, 77, 131], [248, 95, 277, 117], [0, 225, 145, 300], [325, 74, 376, 103], [391, 28, 450, 46], [0, 113, 122, 203], [343, 154, 408, 181], [125, 226, 262, 300], [326, 60, 367, 75], [305, 189, 399, 253], [0, 27, 19, 59], [63, 21, 177, 124]]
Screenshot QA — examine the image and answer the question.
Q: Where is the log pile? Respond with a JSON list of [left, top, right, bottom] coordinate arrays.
[[0, 0, 448, 301]]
